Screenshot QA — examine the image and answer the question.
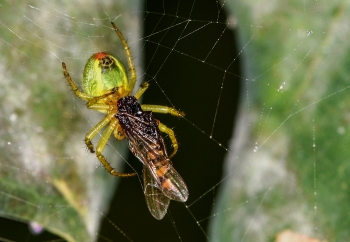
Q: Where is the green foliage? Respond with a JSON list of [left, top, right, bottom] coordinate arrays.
[[210, 0, 350, 241], [0, 1, 141, 241]]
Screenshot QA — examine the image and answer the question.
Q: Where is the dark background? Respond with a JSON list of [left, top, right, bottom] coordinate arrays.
[[102, 1, 240, 241], [0, 0, 240, 241]]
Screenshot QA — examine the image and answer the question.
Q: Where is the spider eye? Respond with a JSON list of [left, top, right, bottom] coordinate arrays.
[[100, 56, 115, 71]]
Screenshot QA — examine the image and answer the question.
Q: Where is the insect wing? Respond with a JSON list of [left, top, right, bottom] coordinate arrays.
[[153, 164, 189, 202], [116, 98, 189, 216], [143, 166, 170, 220], [130, 134, 189, 202], [120, 110, 189, 202]]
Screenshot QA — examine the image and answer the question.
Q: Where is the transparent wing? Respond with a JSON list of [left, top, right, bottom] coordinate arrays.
[[143, 166, 170, 220], [130, 134, 189, 202], [151, 163, 188, 202]]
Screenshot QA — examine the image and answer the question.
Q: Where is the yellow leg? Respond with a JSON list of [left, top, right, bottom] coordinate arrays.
[[62, 62, 92, 101], [86, 91, 114, 108], [87, 103, 110, 113], [85, 115, 112, 153], [140, 103, 184, 158], [95, 118, 136, 177], [158, 122, 178, 158], [111, 22, 137, 94], [141, 104, 185, 117], [113, 122, 126, 140], [134, 82, 150, 99]]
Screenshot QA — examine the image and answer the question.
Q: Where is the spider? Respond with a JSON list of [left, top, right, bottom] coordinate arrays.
[[61, 22, 184, 178]]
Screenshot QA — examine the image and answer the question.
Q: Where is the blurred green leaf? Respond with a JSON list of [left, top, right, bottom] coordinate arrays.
[[211, 1, 350, 241], [0, 1, 142, 241]]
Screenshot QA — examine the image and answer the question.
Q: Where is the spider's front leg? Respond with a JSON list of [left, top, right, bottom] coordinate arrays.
[[134, 82, 150, 99], [111, 22, 137, 93], [84, 115, 113, 153], [95, 118, 137, 177], [85, 115, 136, 177], [62, 62, 92, 101]]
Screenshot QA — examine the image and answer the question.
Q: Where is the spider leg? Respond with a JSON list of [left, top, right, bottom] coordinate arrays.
[[141, 104, 185, 118], [111, 22, 136, 94], [62, 62, 92, 101], [114, 122, 126, 140], [86, 93, 112, 108], [141, 104, 184, 158], [157, 122, 179, 159], [134, 82, 150, 99], [85, 115, 113, 153], [95, 118, 137, 177], [87, 104, 110, 113]]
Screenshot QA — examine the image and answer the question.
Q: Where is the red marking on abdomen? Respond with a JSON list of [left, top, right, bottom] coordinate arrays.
[[94, 52, 109, 60]]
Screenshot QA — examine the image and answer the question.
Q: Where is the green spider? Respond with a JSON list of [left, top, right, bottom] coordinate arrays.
[[61, 22, 188, 219], [61, 22, 184, 178]]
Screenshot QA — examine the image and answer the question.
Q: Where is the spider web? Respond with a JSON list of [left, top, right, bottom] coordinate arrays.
[[0, 0, 349, 241]]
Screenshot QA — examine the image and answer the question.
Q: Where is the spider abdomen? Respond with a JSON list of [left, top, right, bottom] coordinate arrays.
[[83, 52, 129, 97]]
